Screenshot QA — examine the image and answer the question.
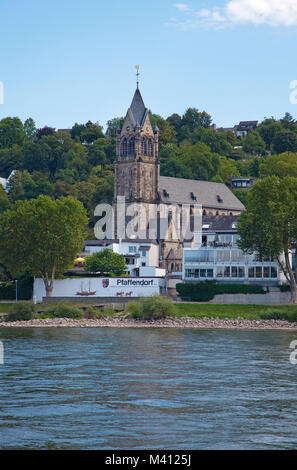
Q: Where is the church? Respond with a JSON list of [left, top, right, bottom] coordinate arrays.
[[113, 86, 245, 273]]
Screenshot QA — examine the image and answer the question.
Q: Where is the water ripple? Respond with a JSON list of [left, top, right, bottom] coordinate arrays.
[[1, 327, 297, 449]]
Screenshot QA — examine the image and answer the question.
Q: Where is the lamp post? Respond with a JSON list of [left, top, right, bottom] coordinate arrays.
[[15, 280, 18, 302]]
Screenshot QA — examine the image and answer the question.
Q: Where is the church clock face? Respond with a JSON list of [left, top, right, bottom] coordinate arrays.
[[126, 126, 130, 132]]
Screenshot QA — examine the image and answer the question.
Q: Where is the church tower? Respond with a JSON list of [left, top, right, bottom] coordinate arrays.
[[114, 87, 160, 204]]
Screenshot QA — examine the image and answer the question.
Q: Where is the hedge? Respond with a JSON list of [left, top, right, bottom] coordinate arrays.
[[176, 280, 267, 302], [0, 276, 33, 300]]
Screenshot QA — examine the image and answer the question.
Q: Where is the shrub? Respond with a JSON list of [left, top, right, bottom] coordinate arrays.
[[125, 300, 141, 317], [6, 302, 36, 322], [176, 281, 267, 302], [259, 308, 297, 323], [44, 302, 84, 319], [127, 295, 176, 321]]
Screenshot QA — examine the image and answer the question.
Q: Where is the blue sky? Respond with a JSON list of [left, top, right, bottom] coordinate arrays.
[[1, 0, 297, 130]]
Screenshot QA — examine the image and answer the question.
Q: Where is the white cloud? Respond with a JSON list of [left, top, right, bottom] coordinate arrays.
[[175, 3, 191, 12], [174, 0, 297, 29]]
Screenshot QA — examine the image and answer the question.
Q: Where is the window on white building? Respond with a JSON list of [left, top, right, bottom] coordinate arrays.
[[216, 267, 223, 278], [238, 267, 245, 278], [232, 266, 238, 278], [263, 267, 270, 278], [231, 250, 245, 262], [256, 267, 262, 278], [271, 267, 277, 278], [248, 267, 255, 278], [185, 268, 213, 279], [224, 267, 230, 278], [217, 251, 231, 262]]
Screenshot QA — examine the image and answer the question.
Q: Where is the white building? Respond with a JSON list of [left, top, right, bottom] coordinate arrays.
[[83, 239, 165, 278], [183, 215, 285, 286]]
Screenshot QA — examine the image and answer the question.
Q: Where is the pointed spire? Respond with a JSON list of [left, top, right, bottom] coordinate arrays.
[[129, 88, 147, 127]]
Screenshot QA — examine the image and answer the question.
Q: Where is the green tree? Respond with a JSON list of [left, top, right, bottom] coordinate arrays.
[[0, 195, 88, 297], [85, 249, 126, 276], [105, 117, 124, 139], [272, 129, 297, 154], [91, 172, 114, 206], [218, 156, 240, 184], [161, 156, 192, 179], [70, 123, 86, 142], [179, 142, 220, 181], [248, 156, 261, 177], [87, 137, 113, 167], [70, 121, 104, 144], [53, 180, 74, 199], [190, 127, 233, 156], [0, 117, 25, 148], [231, 189, 249, 207], [24, 118, 36, 141], [0, 145, 24, 176], [237, 177, 297, 303], [182, 108, 212, 131], [0, 185, 10, 213], [280, 112, 297, 131], [22, 140, 51, 173], [257, 118, 282, 151], [259, 152, 297, 178], [242, 130, 266, 155], [7, 170, 54, 202], [149, 114, 177, 146], [166, 113, 182, 136]]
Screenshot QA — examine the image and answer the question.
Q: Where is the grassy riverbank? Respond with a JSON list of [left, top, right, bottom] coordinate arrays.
[[173, 303, 297, 321], [1, 300, 297, 323]]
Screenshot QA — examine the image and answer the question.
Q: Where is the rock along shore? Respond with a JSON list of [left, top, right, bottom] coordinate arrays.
[[1, 316, 297, 330]]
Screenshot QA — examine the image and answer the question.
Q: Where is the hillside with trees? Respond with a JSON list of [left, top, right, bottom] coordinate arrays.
[[0, 109, 297, 231]]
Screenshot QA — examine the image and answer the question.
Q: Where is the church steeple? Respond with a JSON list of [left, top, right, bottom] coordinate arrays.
[[114, 86, 160, 204]]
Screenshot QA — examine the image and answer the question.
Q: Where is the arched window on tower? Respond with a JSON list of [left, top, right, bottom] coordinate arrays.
[[141, 138, 147, 156], [148, 139, 154, 157], [128, 138, 135, 156], [121, 138, 127, 158]]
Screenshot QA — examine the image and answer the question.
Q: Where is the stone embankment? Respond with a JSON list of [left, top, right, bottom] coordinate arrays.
[[1, 316, 297, 330]]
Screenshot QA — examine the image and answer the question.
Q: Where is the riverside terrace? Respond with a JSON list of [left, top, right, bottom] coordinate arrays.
[[182, 214, 288, 286]]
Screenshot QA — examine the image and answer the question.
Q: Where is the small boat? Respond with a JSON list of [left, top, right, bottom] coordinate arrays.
[[76, 281, 96, 296]]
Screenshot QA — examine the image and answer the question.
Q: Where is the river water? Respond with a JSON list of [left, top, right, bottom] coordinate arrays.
[[0, 327, 297, 450]]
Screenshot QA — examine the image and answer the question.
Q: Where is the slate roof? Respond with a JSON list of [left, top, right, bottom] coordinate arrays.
[[159, 176, 245, 211], [201, 214, 240, 233], [128, 88, 148, 127]]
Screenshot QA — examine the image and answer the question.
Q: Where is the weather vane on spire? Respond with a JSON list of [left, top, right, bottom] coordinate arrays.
[[135, 65, 140, 89]]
